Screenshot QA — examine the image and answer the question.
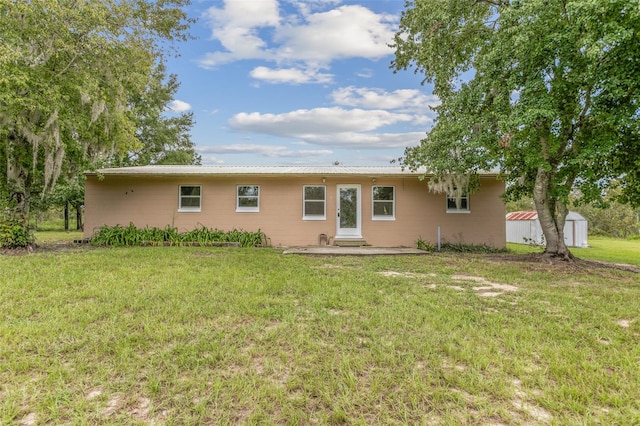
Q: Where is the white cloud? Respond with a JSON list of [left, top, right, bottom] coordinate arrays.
[[198, 144, 332, 158], [167, 100, 192, 112], [197, 153, 225, 165], [355, 68, 374, 78], [300, 131, 425, 148], [286, 0, 341, 17], [198, 2, 397, 75], [412, 115, 435, 126], [208, 0, 280, 28], [229, 107, 413, 137], [331, 87, 440, 113], [226, 107, 426, 149], [275, 5, 396, 63], [199, 0, 280, 68], [250, 66, 333, 84]]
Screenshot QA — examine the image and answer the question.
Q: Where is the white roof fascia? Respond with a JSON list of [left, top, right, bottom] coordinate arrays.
[[90, 165, 428, 177], [88, 165, 500, 178]]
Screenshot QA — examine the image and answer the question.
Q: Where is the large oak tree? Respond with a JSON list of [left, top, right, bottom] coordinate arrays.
[[392, 0, 640, 259], [0, 0, 192, 222], [112, 64, 200, 167]]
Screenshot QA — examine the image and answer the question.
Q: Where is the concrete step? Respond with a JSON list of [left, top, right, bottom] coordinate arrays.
[[333, 239, 368, 247]]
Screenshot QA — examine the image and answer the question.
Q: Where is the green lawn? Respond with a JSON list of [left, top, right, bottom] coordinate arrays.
[[1, 245, 639, 424], [508, 236, 640, 267], [34, 230, 83, 244]]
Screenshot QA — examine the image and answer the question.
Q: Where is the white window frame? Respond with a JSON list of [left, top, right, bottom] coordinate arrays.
[[372, 186, 395, 221], [178, 185, 202, 212], [236, 185, 260, 212], [446, 190, 470, 213], [303, 185, 326, 220]]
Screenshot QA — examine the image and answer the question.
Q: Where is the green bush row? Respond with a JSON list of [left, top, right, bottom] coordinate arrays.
[[90, 224, 267, 248]]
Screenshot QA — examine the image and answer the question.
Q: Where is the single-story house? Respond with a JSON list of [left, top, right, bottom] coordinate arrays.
[[505, 211, 588, 247], [84, 165, 507, 248]]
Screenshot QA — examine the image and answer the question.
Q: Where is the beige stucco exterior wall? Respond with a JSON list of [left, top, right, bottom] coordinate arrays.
[[84, 174, 506, 248]]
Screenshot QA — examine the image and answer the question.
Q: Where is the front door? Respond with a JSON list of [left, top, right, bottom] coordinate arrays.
[[336, 184, 361, 238]]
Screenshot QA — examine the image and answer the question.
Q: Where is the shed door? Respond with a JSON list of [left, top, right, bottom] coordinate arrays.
[[564, 220, 575, 247]]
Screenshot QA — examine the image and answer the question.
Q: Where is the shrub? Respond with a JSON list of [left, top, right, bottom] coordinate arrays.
[[90, 224, 267, 248], [0, 213, 34, 248], [416, 235, 506, 253], [440, 242, 507, 253], [416, 237, 436, 252]]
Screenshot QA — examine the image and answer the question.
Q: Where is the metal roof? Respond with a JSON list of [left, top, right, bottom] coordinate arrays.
[[89, 165, 499, 177], [89, 165, 427, 177], [506, 211, 539, 221], [506, 211, 587, 221]]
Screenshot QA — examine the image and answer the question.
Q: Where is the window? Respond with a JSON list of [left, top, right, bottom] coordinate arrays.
[[372, 186, 395, 220], [446, 190, 469, 213], [303, 185, 326, 220], [237, 185, 259, 212], [179, 185, 201, 212]]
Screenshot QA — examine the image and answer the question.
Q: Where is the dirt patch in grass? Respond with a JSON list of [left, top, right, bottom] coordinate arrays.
[[128, 397, 151, 421], [615, 319, 633, 328], [87, 389, 103, 400], [451, 275, 518, 297], [18, 412, 36, 426], [378, 271, 436, 279], [486, 253, 640, 273], [0, 241, 96, 256], [511, 379, 552, 424], [101, 395, 122, 418], [378, 271, 518, 297]]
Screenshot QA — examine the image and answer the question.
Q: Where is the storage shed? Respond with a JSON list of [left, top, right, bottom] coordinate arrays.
[[506, 211, 588, 247]]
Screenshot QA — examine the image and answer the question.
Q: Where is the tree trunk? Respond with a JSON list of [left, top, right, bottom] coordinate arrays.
[[76, 204, 83, 231], [5, 135, 32, 225], [533, 168, 573, 260], [64, 202, 70, 231]]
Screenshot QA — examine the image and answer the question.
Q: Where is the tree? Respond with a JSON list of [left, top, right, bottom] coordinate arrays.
[[0, 0, 192, 227], [571, 186, 640, 238], [111, 64, 201, 167], [392, 0, 640, 259]]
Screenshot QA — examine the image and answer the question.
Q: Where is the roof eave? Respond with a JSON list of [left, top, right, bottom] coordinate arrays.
[[85, 165, 501, 178]]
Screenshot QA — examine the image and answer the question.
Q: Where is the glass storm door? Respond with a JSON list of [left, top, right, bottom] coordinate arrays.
[[336, 184, 361, 238]]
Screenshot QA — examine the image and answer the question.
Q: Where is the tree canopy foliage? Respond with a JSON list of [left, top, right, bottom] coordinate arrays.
[[111, 64, 200, 167], [392, 0, 640, 259], [0, 0, 193, 222]]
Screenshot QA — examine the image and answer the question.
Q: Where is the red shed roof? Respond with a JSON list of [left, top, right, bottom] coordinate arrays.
[[506, 211, 538, 221]]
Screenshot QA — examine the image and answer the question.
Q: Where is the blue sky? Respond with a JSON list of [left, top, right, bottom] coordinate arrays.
[[164, 0, 438, 166]]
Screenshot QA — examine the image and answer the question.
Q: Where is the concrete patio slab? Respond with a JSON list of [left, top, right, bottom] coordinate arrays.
[[282, 246, 428, 255]]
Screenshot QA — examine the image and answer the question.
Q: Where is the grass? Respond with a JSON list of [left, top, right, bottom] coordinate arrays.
[[508, 236, 640, 267], [1, 245, 639, 424], [33, 230, 83, 244]]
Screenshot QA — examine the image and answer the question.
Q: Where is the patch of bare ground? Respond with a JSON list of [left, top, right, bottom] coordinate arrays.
[[87, 389, 103, 400], [486, 253, 640, 273], [0, 241, 96, 256], [378, 271, 435, 279], [18, 412, 36, 426], [616, 319, 633, 328], [451, 275, 518, 297], [97, 393, 164, 424], [510, 379, 552, 424], [128, 397, 151, 421], [102, 395, 122, 417], [378, 270, 518, 296]]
